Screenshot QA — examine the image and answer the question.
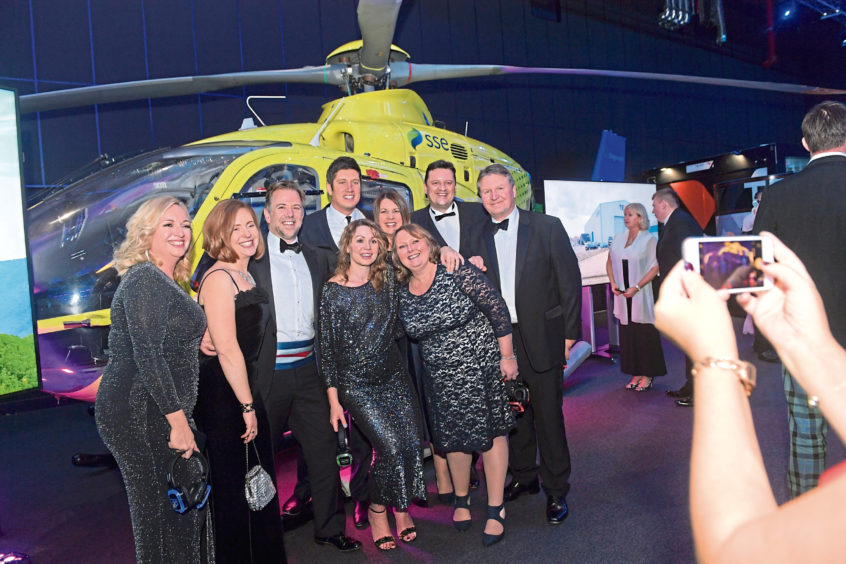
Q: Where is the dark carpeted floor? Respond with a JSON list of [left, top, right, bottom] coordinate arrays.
[[1, 321, 843, 563]]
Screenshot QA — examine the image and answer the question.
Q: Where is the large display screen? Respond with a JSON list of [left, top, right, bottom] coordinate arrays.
[[544, 181, 658, 285], [0, 88, 40, 398]]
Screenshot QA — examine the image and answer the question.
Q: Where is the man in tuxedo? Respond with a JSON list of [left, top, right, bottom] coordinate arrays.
[[466, 163, 581, 525], [652, 187, 703, 407], [754, 100, 846, 498], [296, 156, 373, 529], [299, 156, 366, 252], [410, 159, 487, 255], [249, 180, 361, 552]]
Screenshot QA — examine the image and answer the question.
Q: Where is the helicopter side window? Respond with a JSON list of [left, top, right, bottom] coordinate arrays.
[[359, 178, 413, 217], [235, 164, 321, 227]]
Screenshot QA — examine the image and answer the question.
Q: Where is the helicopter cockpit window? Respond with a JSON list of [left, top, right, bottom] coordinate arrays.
[[236, 164, 321, 227], [28, 145, 260, 320], [359, 177, 413, 218]]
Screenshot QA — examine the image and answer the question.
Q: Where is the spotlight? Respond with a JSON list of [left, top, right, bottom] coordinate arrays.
[[777, 1, 797, 21], [841, 31, 846, 47]]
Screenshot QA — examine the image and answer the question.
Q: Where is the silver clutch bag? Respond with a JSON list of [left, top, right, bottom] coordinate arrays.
[[245, 442, 276, 511]]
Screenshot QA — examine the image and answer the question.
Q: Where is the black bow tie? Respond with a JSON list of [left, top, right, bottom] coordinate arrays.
[[345, 215, 352, 224], [280, 240, 302, 254], [493, 219, 509, 232], [434, 211, 456, 222]]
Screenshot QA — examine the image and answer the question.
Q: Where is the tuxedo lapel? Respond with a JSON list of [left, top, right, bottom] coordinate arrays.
[[514, 210, 532, 296], [318, 212, 339, 253], [483, 222, 502, 290], [249, 237, 275, 317]]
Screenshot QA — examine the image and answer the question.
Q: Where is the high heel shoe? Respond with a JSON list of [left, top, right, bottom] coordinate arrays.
[[635, 377, 653, 392], [625, 378, 639, 390], [482, 503, 505, 547], [438, 491, 455, 505], [453, 493, 472, 531], [368, 506, 395, 551]]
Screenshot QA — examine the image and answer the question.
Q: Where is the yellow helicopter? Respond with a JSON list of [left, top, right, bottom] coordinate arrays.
[[22, 0, 845, 402]]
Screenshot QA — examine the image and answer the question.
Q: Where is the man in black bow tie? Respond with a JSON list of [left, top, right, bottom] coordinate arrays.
[[466, 164, 581, 525], [410, 160, 488, 256], [248, 180, 361, 552]]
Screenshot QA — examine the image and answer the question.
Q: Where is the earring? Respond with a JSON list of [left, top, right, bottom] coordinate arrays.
[[145, 250, 151, 262]]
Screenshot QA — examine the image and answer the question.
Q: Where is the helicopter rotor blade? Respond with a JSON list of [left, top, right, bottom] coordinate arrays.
[[389, 62, 846, 96], [357, 0, 403, 75], [19, 66, 349, 114]]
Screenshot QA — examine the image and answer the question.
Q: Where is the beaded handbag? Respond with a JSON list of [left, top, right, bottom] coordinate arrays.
[[244, 442, 276, 511]]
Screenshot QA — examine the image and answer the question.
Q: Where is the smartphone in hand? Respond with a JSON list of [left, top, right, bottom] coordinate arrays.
[[682, 235, 774, 293]]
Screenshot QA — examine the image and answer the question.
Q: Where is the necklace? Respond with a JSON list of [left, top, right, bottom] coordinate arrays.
[[231, 269, 255, 286]]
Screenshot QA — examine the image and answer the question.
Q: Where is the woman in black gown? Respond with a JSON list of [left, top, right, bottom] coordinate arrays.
[[319, 219, 426, 551], [95, 196, 207, 563], [194, 200, 285, 563], [393, 223, 516, 547]]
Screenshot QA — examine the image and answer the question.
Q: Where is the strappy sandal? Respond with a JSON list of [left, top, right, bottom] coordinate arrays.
[[482, 503, 506, 547], [368, 506, 395, 550], [396, 511, 417, 543], [453, 493, 472, 531]]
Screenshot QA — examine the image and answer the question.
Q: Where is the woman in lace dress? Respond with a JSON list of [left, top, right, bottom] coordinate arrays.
[[318, 219, 426, 551], [393, 223, 516, 547]]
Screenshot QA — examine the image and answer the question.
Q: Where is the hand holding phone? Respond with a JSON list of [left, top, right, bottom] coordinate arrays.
[[682, 235, 773, 293]]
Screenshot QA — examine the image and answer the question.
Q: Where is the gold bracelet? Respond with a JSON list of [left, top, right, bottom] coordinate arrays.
[[691, 357, 757, 396]]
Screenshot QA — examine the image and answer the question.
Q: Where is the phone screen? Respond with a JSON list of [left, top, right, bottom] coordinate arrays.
[[697, 239, 766, 291]]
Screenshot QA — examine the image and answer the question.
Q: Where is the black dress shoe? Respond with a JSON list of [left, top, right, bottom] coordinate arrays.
[[503, 479, 540, 502], [676, 397, 694, 407], [353, 500, 370, 529], [546, 495, 569, 525], [758, 349, 779, 363], [666, 388, 689, 398], [314, 533, 362, 552], [282, 493, 311, 516]]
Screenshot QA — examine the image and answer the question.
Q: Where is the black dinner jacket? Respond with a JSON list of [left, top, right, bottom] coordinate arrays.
[[655, 207, 703, 281], [410, 200, 488, 255], [299, 207, 338, 253], [465, 209, 582, 374], [248, 236, 335, 400], [754, 154, 846, 345]]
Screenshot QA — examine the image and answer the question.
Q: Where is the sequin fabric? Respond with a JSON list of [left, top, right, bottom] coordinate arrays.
[[318, 270, 426, 509], [95, 261, 207, 564], [399, 263, 515, 453]]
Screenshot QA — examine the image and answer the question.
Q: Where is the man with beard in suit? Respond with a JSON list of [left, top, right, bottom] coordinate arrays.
[[249, 180, 361, 552], [652, 187, 704, 407], [754, 101, 846, 498], [465, 163, 581, 525]]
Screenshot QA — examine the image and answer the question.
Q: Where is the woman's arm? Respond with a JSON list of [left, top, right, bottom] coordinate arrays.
[[317, 283, 341, 391], [201, 272, 257, 442], [327, 387, 345, 432], [606, 253, 622, 295], [451, 263, 512, 338]]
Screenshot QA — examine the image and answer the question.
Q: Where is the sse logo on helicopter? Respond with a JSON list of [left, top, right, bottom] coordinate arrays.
[[407, 128, 449, 152]]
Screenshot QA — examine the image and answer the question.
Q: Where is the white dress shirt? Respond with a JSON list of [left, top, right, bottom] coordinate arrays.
[[326, 205, 365, 248], [493, 206, 520, 324], [430, 202, 460, 250], [268, 232, 314, 343]]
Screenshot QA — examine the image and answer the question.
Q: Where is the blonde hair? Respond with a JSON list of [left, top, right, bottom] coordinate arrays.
[[114, 196, 193, 282], [391, 224, 441, 284], [625, 202, 650, 231], [333, 219, 390, 292], [203, 199, 265, 262]]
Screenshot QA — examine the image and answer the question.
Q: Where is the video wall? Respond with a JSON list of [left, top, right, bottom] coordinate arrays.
[[0, 88, 40, 398]]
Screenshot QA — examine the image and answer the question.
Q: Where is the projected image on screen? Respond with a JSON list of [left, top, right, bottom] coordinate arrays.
[[0, 89, 39, 397]]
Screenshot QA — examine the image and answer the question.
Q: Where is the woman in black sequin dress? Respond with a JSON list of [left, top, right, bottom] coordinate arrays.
[[95, 197, 208, 563], [318, 219, 426, 551], [194, 200, 285, 563], [393, 224, 516, 547]]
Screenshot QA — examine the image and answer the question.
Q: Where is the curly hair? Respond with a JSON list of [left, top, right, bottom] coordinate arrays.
[[114, 196, 194, 282], [202, 199, 266, 262], [391, 223, 441, 284], [333, 219, 390, 292]]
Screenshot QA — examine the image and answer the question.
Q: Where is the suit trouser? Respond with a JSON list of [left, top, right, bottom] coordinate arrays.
[[783, 365, 829, 498], [508, 325, 572, 497], [262, 359, 345, 537]]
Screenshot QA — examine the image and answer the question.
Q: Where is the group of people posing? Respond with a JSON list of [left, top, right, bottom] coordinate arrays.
[[95, 156, 582, 562]]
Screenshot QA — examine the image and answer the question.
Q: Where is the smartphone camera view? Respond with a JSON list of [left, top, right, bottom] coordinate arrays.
[[683, 236, 773, 293]]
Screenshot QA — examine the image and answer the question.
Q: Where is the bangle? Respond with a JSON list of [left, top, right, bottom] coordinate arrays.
[[691, 357, 757, 396], [634, 283, 641, 291], [808, 379, 846, 407], [240, 402, 255, 413], [502, 355, 517, 361]]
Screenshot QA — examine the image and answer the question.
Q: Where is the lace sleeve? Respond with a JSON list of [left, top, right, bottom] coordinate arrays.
[[121, 265, 183, 415], [450, 264, 513, 338], [386, 264, 406, 341], [317, 283, 340, 390]]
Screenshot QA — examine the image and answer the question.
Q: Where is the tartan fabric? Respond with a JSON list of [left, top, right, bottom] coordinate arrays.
[[783, 365, 829, 498]]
